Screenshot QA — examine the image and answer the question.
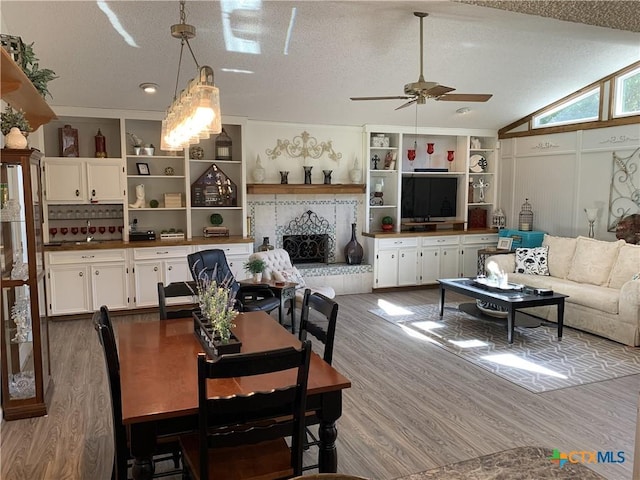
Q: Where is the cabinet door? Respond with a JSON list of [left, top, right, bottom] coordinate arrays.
[[375, 249, 398, 288], [91, 263, 129, 310], [227, 254, 250, 281], [420, 246, 440, 284], [133, 261, 163, 307], [397, 248, 418, 286], [164, 258, 194, 305], [44, 160, 85, 202], [461, 245, 483, 278], [440, 246, 460, 279], [87, 161, 123, 201], [49, 265, 91, 314]]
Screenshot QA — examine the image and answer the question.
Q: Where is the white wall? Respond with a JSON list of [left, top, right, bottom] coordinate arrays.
[[499, 123, 640, 240]]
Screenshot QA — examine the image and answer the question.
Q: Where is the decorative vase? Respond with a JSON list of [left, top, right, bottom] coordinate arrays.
[[253, 272, 263, 283], [279, 171, 289, 184], [95, 129, 107, 158], [253, 155, 266, 183], [349, 157, 362, 183], [5, 127, 27, 149], [303, 166, 313, 184], [323, 170, 332, 184], [344, 223, 364, 265], [259, 237, 274, 251]]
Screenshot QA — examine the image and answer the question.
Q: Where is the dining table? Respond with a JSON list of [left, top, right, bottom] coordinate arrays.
[[118, 311, 352, 480]]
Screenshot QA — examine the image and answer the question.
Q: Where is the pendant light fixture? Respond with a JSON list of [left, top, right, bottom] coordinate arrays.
[[161, 0, 222, 151]]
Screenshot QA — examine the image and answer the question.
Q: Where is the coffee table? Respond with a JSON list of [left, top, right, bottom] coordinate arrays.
[[438, 278, 568, 344]]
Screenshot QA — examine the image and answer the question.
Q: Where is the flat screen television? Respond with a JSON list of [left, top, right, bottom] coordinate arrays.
[[401, 177, 458, 220]]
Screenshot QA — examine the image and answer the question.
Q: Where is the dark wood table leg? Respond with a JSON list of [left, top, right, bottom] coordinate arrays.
[[557, 299, 564, 340], [507, 307, 516, 344], [317, 391, 342, 473], [439, 285, 445, 317], [130, 423, 156, 480]]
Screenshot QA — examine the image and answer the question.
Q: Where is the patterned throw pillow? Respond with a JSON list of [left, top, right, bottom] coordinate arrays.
[[273, 267, 307, 289], [514, 246, 550, 275]]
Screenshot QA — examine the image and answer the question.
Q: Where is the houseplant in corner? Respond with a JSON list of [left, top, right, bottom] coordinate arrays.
[[244, 258, 266, 282]]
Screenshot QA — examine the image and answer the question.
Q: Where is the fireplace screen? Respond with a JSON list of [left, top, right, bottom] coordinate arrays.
[[283, 234, 329, 264]]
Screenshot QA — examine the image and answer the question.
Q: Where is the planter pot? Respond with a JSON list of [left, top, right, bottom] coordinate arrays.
[[5, 127, 28, 149], [253, 272, 263, 282], [193, 310, 242, 357]]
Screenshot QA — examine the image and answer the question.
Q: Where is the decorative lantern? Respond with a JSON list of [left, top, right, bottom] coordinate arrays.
[[518, 199, 533, 231], [215, 128, 232, 160], [492, 208, 506, 229]]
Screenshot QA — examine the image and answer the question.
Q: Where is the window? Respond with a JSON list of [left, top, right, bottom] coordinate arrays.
[[533, 87, 600, 128], [614, 65, 640, 117]]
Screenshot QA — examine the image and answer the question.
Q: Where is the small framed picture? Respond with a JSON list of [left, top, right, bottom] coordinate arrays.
[[497, 237, 513, 250], [136, 163, 150, 175]]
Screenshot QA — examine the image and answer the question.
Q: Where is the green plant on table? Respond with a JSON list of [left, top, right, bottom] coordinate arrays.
[[192, 263, 238, 344], [1, 106, 31, 135], [244, 258, 266, 275]]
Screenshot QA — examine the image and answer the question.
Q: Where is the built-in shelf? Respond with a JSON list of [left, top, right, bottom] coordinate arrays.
[[1, 48, 56, 129], [247, 184, 366, 195]]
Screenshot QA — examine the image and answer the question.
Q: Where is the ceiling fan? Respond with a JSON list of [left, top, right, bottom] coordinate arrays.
[[350, 12, 493, 110]]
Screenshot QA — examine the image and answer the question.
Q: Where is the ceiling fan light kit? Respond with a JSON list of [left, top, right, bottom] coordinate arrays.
[[350, 12, 492, 109], [161, 0, 222, 151]]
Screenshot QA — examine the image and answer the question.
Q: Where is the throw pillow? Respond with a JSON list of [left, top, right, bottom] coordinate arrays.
[[273, 267, 307, 289], [566, 236, 624, 286], [514, 246, 550, 275], [541, 234, 577, 278], [607, 243, 640, 289]]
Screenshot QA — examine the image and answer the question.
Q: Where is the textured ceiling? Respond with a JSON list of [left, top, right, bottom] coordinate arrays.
[[1, 1, 639, 131], [459, 1, 640, 32]]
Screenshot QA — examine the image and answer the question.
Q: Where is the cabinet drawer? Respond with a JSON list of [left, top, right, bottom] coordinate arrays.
[[461, 234, 499, 245], [421, 236, 459, 247], [195, 243, 253, 256], [378, 237, 418, 249], [133, 246, 192, 260], [48, 249, 126, 265]]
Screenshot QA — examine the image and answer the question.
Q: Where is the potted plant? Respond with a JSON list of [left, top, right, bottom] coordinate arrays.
[[127, 132, 144, 155], [381, 216, 394, 231], [193, 267, 239, 345], [1, 106, 31, 148], [21, 42, 57, 99], [244, 258, 266, 282]]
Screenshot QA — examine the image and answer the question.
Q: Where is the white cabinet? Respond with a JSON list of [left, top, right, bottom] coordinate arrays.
[[131, 245, 193, 307], [43, 158, 124, 203], [46, 249, 129, 315], [420, 236, 460, 284], [371, 237, 418, 288], [459, 233, 500, 277], [193, 242, 253, 280]]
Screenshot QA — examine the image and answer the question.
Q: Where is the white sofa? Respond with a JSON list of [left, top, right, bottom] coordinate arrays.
[[248, 249, 336, 303], [487, 235, 640, 346]]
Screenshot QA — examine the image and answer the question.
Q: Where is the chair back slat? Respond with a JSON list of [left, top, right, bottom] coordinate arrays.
[[299, 289, 339, 365], [158, 281, 198, 320], [196, 341, 312, 479]]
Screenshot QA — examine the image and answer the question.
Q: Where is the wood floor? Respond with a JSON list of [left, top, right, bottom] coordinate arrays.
[[1, 289, 638, 480]]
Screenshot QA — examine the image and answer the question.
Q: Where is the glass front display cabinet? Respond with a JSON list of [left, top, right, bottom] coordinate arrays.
[[1, 148, 52, 420]]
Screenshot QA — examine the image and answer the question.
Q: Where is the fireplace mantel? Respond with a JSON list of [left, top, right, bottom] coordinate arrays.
[[247, 184, 365, 195]]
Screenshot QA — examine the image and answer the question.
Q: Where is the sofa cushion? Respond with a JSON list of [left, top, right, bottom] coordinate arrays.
[[542, 234, 577, 278], [566, 236, 624, 286], [608, 243, 640, 289], [514, 246, 549, 275]]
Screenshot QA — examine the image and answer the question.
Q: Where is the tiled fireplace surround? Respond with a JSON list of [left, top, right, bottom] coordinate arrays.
[[247, 194, 373, 295]]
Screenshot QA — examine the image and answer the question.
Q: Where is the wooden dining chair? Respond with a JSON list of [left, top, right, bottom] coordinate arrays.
[[93, 306, 181, 480], [298, 288, 339, 471], [179, 341, 312, 480], [157, 281, 198, 320], [188, 249, 280, 314]]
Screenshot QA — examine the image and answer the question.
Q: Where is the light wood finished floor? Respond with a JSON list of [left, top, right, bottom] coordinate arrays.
[[1, 289, 638, 480]]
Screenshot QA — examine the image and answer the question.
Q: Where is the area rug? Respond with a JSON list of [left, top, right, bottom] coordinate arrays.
[[369, 303, 640, 393], [393, 446, 607, 479]]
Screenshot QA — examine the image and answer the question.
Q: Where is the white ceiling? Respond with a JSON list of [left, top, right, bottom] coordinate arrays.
[[1, 1, 639, 131]]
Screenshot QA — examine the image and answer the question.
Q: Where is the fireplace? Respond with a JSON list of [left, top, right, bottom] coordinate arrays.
[[283, 234, 329, 264]]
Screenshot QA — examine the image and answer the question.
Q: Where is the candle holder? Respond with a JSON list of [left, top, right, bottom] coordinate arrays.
[[585, 208, 598, 238]]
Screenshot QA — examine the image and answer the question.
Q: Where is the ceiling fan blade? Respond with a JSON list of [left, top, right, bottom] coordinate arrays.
[[425, 85, 455, 96], [395, 98, 418, 110], [351, 96, 412, 101], [436, 93, 493, 102]]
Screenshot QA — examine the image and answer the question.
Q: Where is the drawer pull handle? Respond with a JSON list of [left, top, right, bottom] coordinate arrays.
[[168, 266, 173, 271], [79, 271, 83, 277], [81, 255, 95, 259], [92, 189, 96, 197], [95, 270, 100, 275], [75, 189, 80, 197], [153, 267, 158, 272], [156, 251, 169, 255]]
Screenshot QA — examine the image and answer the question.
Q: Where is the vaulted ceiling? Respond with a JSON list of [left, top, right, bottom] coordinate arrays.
[[1, 1, 638, 130]]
